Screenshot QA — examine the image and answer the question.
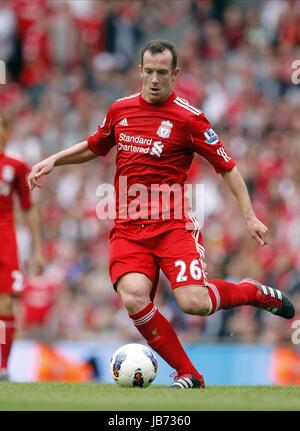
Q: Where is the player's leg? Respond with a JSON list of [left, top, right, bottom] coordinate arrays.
[[158, 226, 211, 388], [110, 227, 205, 388], [158, 223, 295, 388], [161, 225, 294, 319], [0, 294, 15, 380], [174, 279, 295, 319], [207, 278, 295, 319], [0, 234, 22, 380], [116, 272, 204, 388]]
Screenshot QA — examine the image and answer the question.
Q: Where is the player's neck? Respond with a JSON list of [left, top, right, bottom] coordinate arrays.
[[140, 91, 174, 105]]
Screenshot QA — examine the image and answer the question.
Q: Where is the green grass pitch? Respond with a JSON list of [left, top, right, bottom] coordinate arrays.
[[0, 383, 299, 410]]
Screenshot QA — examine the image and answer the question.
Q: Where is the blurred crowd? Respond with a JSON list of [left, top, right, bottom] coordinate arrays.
[[1, 0, 300, 345]]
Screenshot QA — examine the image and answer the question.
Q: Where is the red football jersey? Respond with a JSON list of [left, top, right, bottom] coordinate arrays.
[[0, 152, 32, 228], [21, 277, 58, 327], [87, 92, 235, 223]]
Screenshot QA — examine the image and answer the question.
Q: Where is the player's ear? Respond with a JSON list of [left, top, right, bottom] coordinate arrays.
[[172, 67, 180, 81]]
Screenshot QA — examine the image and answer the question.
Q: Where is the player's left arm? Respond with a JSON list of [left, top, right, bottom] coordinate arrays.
[[189, 113, 268, 246], [221, 166, 268, 246]]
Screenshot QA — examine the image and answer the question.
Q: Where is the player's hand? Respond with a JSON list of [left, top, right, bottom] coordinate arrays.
[[245, 216, 268, 246], [28, 157, 56, 190], [30, 252, 46, 275]]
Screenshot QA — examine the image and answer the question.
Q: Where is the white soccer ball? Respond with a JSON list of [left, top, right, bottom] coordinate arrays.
[[110, 343, 158, 388]]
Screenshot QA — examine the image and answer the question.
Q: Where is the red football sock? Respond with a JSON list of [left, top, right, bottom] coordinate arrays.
[[129, 303, 202, 379], [0, 315, 15, 370], [207, 279, 258, 314]]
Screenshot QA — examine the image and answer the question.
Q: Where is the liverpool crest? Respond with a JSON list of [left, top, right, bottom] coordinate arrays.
[[157, 120, 173, 139]]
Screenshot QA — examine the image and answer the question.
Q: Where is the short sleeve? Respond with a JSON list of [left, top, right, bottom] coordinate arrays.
[[190, 113, 235, 173], [87, 104, 116, 157], [16, 162, 32, 210]]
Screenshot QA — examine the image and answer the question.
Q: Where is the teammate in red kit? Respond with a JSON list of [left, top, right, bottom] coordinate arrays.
[[0, 113, 44, 380], [28, 40, 295, 389]]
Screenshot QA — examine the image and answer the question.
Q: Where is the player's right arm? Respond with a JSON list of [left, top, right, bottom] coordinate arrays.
[[29, 103, 117, 191], [28, 141, 96, 190]]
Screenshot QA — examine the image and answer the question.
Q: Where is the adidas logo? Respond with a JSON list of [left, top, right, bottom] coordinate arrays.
[[119, 118, 128, 126]]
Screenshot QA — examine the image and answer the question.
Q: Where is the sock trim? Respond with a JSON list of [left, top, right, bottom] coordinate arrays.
[[131, 305, 157, 327], [207, 283, 221, 311], [204, 295, 213, 316]]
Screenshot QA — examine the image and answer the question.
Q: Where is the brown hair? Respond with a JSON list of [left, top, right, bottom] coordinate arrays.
[[141, 40, 178, 69]]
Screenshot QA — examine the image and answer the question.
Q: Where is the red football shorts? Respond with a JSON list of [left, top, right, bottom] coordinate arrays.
[[0, 229, 23, 295], [109, 220, 208, 299]]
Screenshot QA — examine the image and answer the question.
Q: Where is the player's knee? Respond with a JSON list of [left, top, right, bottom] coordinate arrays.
[[0, 294, 14, 315], [175, 286, 211, 316], [118, 289, 150, 314], [180, 300, 210, 316], [116, 278, 151, 314]]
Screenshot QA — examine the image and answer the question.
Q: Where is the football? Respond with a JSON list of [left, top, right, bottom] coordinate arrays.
[[110, 343, 158, 388]]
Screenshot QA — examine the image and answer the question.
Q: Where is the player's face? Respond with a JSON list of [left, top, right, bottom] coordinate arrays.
[[140, 50, 179, 104]]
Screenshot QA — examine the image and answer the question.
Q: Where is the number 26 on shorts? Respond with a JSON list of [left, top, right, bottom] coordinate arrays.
[[175, 259, 202, 282], [12, 270, 24, 292]]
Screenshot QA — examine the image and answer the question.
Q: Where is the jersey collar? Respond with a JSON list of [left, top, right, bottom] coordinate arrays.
[[139, 91, 176, 107]]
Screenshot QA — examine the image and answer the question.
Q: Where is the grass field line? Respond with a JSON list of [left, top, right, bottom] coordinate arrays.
[[0, 383, 299, 411]]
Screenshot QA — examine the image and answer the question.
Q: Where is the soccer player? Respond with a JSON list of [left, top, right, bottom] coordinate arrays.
[[28, 40, 295, 389], [0, 113, 44, 380]]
